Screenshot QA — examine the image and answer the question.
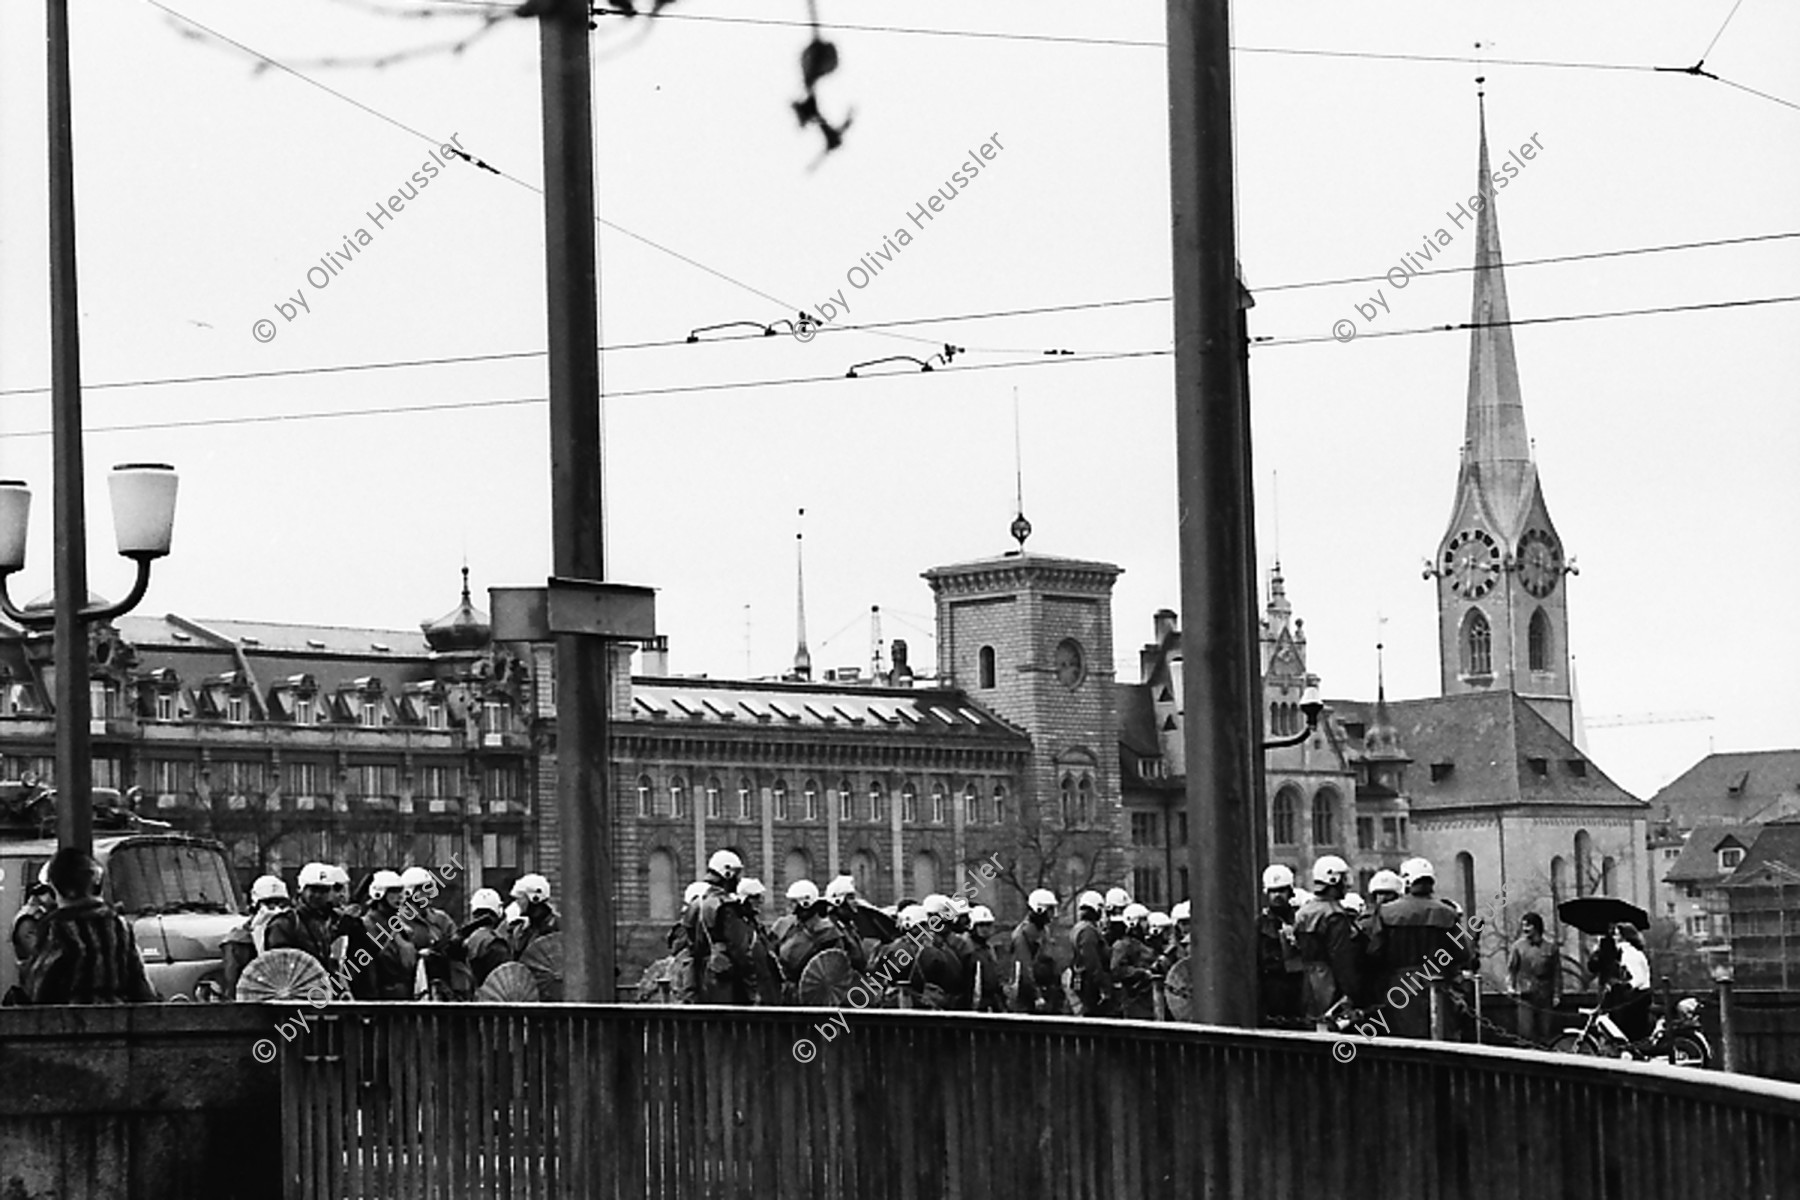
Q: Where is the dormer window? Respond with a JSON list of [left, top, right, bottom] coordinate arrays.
[[1528, 757, 1548, 777], [227, 694, 248, 724], [1566, 759, 1587, 778], [294, 697, 314, 725], [425, 701, 447, 730], [360, 697, 382, 728], [1430, 762, 1454, 783], [154, 693, 175, 722], [1719, 846, 1744, 871]]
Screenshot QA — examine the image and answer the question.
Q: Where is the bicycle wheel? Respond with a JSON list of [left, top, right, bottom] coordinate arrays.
[[1668, 1033, 1711, 1068], [1550, 1031, 1598, 1056]]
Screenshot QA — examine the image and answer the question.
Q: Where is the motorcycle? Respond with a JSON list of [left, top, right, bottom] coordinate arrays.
[[1550, 995, 1713, 1067]]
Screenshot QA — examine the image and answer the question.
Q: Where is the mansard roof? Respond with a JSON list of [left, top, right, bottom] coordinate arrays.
[[626, 676, 1030, 745]]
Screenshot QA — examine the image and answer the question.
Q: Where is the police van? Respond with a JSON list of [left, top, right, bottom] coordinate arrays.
[[0, 782, 242, 1001]]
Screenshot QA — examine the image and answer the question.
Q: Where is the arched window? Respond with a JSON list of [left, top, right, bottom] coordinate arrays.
[[930, 783, 946, 824], [784, 846, 811, 888], [1060, 774, 1075, 824], [705, 776, 723, 820], [837, 779, 853, 822], [1311, 787, 1338, 846], [993, 784, 1008, 826], [1573, 830, 1593, 898], [647, 849, 678, 921], [670, 775, 688, 819], [1272, 786, 1300, 846], [901, 783, 918, 824], [1462, 610, 1493, 678], [1270, 702, 1299, 737], [636, 775, 653, 818], [1455, 851, 1476, 912], [804, 779, 820, 822], [850, 849, 880, 899], [772, 779, 789, 821], [1550, 854, 1568, 908], [1528, 608, 1552, 672], [869, 781, 886, 823], [1078, 776, 1094, 825], [738, 777, 755, 820], [964, 782, 980, 825], [912, 849, 938, 897], [1601, 855, 1616, 895], [978, 645, 996, 689]]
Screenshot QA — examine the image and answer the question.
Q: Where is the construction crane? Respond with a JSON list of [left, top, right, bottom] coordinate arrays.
[[1583, 711, 1713, 730]]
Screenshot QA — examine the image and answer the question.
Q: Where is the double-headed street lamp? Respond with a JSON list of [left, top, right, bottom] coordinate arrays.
[[0, 465, 179, 852]]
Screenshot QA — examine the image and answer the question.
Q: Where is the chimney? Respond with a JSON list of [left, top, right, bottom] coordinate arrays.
[[1153, 608, 1178, 644], [638, 634, 670, 677], [891, 639, 912, 684]]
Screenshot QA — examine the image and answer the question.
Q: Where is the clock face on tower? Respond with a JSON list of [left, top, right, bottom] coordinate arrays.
[[1053, 638, 1086, 688], [1443, 528, 1502, 599], [1517, 528, 1562, 598]]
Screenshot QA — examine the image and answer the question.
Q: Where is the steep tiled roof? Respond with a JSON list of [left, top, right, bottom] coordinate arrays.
[[626, 678, 1029, 744], [1719, 822, 1800, 890], [117, 615, 433, 658], [1326, 690, 1642, 812], [1649, 750, 1800, 828], [1117, 683, 1160, 759], [1663, 824, 1764, 884]]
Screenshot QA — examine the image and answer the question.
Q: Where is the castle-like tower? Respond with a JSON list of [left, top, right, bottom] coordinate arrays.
[[1432, 93, 1575, 739]]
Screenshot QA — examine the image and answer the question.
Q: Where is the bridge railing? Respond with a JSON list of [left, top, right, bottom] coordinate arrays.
[[281, 1003, 1800, 1200]]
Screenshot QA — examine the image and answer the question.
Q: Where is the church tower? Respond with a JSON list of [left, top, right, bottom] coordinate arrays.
[[1432, 91, 1575, 739]]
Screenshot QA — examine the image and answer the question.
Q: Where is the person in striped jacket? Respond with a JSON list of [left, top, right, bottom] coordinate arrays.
[[23, 847, 156, 1005]]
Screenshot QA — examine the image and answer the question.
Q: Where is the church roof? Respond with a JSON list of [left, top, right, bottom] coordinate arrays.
[[1663, 823, 1765, 885], [1328, 690, 1642, 813], [1649, 749, 1800, 828], [1459, 93, 1541, 542]]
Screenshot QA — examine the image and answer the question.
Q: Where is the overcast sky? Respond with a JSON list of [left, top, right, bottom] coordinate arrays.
[[1, 0, 1795, 799]]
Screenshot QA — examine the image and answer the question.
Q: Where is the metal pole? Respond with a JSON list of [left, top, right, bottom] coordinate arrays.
[[537, 0, 614, 1003], [47, 0, 93, 855], [1167, 0, 1260, 1028]]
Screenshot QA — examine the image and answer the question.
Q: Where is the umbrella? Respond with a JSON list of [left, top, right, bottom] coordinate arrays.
[[1558, 896, 1650, 936], [518, 933, 564, 1002], [475, 962, 540, 1003], [236, 948, 331, 1003], [797, 947, 860, 1007]]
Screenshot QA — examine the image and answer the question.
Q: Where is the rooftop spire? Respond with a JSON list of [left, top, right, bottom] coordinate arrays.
[[1465, 83, 1531, 472], [1366, 634, 1404, 760], [1009, 386, 1032, 552], [793, 508, 812, 680]]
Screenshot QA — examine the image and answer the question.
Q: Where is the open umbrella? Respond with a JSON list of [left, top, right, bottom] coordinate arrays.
[[1557, 896, 1650, 936]]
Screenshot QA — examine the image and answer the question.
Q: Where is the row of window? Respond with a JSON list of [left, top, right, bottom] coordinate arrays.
[[635, 774, 1011, 827], [5, 754, 517, 801], [1129, 810, 1190, 848], [1271, 785, 1348, 847], [76, 680, 517, 733], [1459, 607, 1555, 678]]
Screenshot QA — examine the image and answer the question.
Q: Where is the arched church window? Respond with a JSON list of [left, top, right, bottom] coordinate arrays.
[[1462, 610, 1492, 678], [1311, 787, 1339, 846], [1528, 608, 1552, 672], [1272, 786, 1300, 846], [978, 645, 996, 689]]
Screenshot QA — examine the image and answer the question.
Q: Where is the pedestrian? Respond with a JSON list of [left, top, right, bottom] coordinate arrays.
[[1366, 857, 1465, 1039], [1293, 856, 1361, 1030], [1069, 890, 1117, 1017], [503, 873, 560, 959], [967, 905, 1008, 1013], [1506, 912, 1559, 1044], [1256, 864, 1305, 1026], [9, 868, 57, 970], [1010, 888, 1062, 1014], [1110, 903, 1159, 1020], [21, 847, 156, 1004], [459, 888, 513, 989], [688, 850, 756, 1005]]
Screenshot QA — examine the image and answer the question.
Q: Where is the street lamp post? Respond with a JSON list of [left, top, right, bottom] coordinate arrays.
[[0, 465, 180, 853]]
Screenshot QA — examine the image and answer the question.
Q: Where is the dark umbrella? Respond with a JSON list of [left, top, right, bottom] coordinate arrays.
[[1557, 896, 1650, 936]]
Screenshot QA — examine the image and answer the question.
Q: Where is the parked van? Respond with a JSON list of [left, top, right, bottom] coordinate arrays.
[[1, 812, 242, 1001]]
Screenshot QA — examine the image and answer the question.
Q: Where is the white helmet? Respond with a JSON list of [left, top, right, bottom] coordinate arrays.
[[368, 870, 404, 899], [1342, 893, 1367, 914], [1148, 911, 1175, 931], [1262, 864, 1296, 891], [1399, 857, 1436, 889], [684, 880, 710, 905], [1028, 888, 1058, 913], [297, 862, 334, 890], [1122, 902, 1151, 927], [469, 888, 504, 916], [708, 849, 744, 877], [825, 874, 857, 903], [326, 865, 351, 889], [899, 904, 930, 930], [922, 893, 955, 921], [250, 874, 289, 903], [1369, 869, 1403, 896], [1104, 886, 1132, 911], [1312, 855, 1351, 888], [968, 905, 995, 926], [787, 879, 821, 906], [1076, 890, 1105, 915], [399, 866, 436, 892], [1170, 900, 1191, 923], [738, 877, 766, 900], [949, 895, 971, 917], [511, 873, 551, 904]]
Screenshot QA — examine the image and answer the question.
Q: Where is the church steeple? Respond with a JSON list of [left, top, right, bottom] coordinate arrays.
[[792, 509, 812, 681], [1432, 85, 1574, 740]]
